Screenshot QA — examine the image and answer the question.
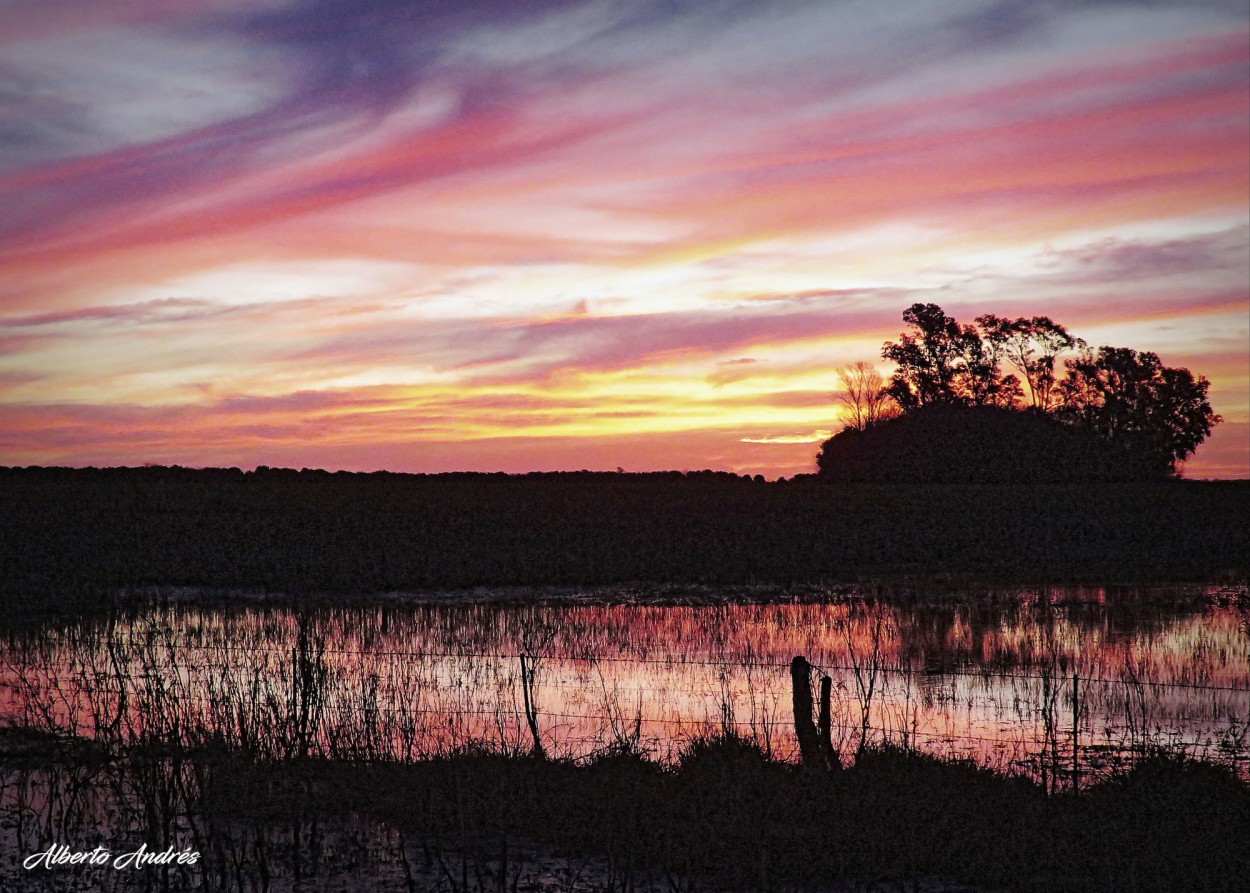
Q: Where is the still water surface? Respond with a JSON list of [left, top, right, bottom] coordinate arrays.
[[2, 586, 1247, 781]]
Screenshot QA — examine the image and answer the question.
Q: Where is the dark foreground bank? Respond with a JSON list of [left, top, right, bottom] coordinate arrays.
[[2, 466, 1247, 615], [252, 741, 1250, 893], [5, 730, 1247, 893]]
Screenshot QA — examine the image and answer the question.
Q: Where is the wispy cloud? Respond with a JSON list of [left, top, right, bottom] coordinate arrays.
[[741, 430, 834, 445], [0, 0, 1245, 476]]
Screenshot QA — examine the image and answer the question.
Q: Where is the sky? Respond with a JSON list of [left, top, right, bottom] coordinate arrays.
[[1, 0, 1247, 479]]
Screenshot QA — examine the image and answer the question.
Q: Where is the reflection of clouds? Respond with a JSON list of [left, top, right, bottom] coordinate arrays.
[[5, 594, 1245, 771]]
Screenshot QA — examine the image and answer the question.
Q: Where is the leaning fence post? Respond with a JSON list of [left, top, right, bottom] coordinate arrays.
[[791, 655, 821, 768]]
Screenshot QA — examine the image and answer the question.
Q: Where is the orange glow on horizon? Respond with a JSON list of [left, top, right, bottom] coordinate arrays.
[[0, 5, 1246, 478]]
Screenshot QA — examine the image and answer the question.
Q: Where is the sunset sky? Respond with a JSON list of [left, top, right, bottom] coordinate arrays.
[[1, 0, 1247, 478]]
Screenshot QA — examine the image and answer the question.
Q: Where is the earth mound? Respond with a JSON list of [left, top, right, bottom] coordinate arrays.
[[815, 405, 1156, 484]]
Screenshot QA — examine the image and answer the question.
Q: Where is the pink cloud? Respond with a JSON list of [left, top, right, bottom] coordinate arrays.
[[1, 8, 1245, 478]]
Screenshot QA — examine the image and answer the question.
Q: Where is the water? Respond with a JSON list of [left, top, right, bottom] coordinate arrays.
[[3, 585, 1247, 781], [2, 585, 1247, 891]]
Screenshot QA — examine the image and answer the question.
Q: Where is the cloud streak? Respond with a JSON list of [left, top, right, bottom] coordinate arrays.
[[0, 0, 1246, 476]]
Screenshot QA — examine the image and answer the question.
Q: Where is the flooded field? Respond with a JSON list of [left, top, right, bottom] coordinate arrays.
[[3, 585, 1247, 782], [2, 584, 1248, 892]]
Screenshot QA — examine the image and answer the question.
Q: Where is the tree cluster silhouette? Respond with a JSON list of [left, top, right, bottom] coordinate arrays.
[[820, 304, 1220, 481]]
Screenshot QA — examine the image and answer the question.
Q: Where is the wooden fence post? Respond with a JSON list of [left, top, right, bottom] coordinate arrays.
[[791, 656, 821, 768], [818, 675, 839, 769]]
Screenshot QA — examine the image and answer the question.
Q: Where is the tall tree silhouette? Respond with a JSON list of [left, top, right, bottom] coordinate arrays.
[[977, 315, 1084, 411], [882, 303, 1018, 409], [1058, 346, 1220, 475], [882, 304, 962, 408]]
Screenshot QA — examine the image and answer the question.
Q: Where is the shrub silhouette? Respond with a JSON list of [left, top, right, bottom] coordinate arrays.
[[815, 404, 1158, 483]]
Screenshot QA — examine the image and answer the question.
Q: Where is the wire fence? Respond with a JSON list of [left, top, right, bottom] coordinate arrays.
[[4, 637, 1247, 790], [7, 638, 1248, 693]]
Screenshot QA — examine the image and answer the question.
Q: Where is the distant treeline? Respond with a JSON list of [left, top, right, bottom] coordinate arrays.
[[1, 465, 1246, 614]]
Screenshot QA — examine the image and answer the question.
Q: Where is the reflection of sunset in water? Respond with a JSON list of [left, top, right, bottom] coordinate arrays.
[[2, 588, 1246, 780]]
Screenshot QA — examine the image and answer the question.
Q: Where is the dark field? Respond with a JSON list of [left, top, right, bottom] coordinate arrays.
[[1, 466, 1246, 617], [3, 466, 1248, 891]]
